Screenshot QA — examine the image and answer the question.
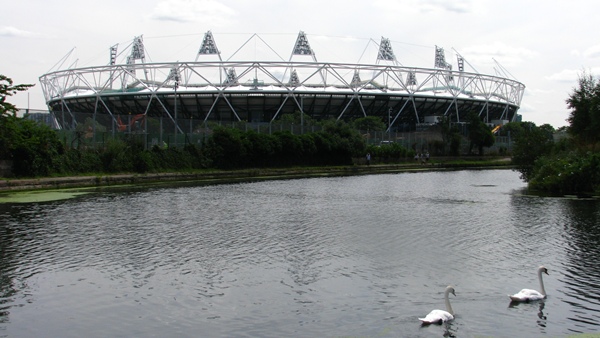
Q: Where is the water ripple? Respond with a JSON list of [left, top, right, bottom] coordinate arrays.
[[1, 170, 600, 337]]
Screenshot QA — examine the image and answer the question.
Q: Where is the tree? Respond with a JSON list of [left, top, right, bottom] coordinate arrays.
[[0, 75, 34, 116], [353, 116, 386, 132], [466, 111, 495, 155], [9, 118, 64, 176], [566, 71, 600, 144], [439, 115, 462, 156], [507, 121, 555, 182], [273, 111, 316, 128]]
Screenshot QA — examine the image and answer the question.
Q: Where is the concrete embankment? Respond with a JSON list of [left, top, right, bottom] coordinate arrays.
[[0, 159, 513, 192]]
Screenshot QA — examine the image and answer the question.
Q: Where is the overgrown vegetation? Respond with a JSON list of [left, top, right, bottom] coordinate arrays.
[[5, 68, 599, 195], [0, 73, 509, 179], [1, 73, 376, 176], [508, 71, 600, 195], [0, 76, 62, 177], [203, 120, 367, 169]]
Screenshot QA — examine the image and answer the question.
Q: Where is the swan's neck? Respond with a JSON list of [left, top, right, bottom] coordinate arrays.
[[538, 269, 546, 296], [444, 289, 454, 315]]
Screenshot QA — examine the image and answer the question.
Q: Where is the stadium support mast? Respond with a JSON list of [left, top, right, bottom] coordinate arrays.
[[125, 35, 148, 80], [195, 31, 221, 61], [290, 31, 316, 61], [451, 48, 478, 73], [377, 37, 396, 63], [108, 44, 118, 89], [194, 31, 223, 84], [374, 37, 400, 92], [224, 68, 238, 86], [434, 45, 452, 70], [168, 66, 181, 84], [289, 70, 300, 87], [351, 70, 361, 88], [407, 71, 417, 86], [128, 36, 146, 63], [434, 45, 453, 85], [109, 44, 118, 65], [288, 31, 324, 85], [455, 54, 465, 90], [493, 58, 519, 81]]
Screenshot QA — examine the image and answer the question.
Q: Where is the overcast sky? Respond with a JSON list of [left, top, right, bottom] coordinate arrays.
[[3, 0, 600, 128]]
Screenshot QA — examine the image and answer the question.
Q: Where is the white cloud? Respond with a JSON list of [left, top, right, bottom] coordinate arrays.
[[148, 0, 235, 25], [372, 0, 473, 16], [419, 0, 472, 13], [545, 67, 600, 83], [0, 26, 37, 38], [545, 69, 581, 83], [460, 41, 537, 69], [527, 87, 557, 96], [583, 45, 600, 59]]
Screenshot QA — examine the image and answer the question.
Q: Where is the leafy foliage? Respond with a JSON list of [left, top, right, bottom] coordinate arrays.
[[528, 151, 600, 195], [202, 121, 366, 169], [1, 76, 65, 177], [0, 75, 34, 116], [505, 122, 555, 182], [566, 71, 600, 145], [438, 116, 462, 156], [353, 116, 386, 131], [366, 142, 415, 164], [0, 74, 526, 179], [272, 111, 317, 128], [466, 111, 495, 155], [508, 70, 600, 195], [0, 113, 64, 176]]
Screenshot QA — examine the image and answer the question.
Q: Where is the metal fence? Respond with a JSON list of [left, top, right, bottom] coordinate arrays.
[[40, 111, 512, 154]]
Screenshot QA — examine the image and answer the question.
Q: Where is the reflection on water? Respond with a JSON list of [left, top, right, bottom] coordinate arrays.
[[0, 170, 599, 337], [560, 199, 600, 330]]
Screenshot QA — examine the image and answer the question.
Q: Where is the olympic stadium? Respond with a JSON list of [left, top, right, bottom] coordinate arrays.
[[38, 31, 525, 144]]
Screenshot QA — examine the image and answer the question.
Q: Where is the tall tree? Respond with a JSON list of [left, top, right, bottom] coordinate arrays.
[[353, 116, 386, 132], [439, 115, 462, 156], [0, 75, 34, 116], [507, 122, 555, 182], [566, 71, 600, 144], [466, 111, 495, 155]]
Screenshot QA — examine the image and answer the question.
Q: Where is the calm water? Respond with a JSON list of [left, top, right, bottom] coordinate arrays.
[[1, 169, 599, 337]]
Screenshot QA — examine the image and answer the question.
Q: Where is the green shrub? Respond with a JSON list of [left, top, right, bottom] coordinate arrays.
[[366, 143, 414, 163], [56, 149, 102, 174], [529, 151, 600, 194], [3, 117, 64, 177], [133, 150, 153, 173], [99, 138, 130, 173]]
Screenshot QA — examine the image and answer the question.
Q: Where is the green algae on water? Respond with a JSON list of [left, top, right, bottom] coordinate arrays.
[[0, 190, 90, 203]]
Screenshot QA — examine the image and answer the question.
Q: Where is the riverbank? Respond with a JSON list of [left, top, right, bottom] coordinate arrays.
[[0, 157, 513, 192]]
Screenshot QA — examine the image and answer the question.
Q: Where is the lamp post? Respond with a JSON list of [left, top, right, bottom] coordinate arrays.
[[174, 78, 179, 147], [300, 96, 304, 134], [388, 107, 392, 142]]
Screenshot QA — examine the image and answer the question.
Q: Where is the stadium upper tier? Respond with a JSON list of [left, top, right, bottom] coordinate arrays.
[[39, 31, 525, 131]]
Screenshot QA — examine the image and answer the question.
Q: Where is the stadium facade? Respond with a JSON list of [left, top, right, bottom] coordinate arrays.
[[39, 31, 525, 139]]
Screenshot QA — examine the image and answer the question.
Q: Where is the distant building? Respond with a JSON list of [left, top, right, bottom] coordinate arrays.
[[19, 109, 60, 129]]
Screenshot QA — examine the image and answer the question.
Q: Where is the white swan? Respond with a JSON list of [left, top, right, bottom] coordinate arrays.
[[509, 266, 549, 302], [419, 285, 456, 325]]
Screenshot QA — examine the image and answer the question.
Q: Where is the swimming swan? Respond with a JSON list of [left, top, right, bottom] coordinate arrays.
[[509, 266, 548, 302], [419, 285, 456, 325]]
